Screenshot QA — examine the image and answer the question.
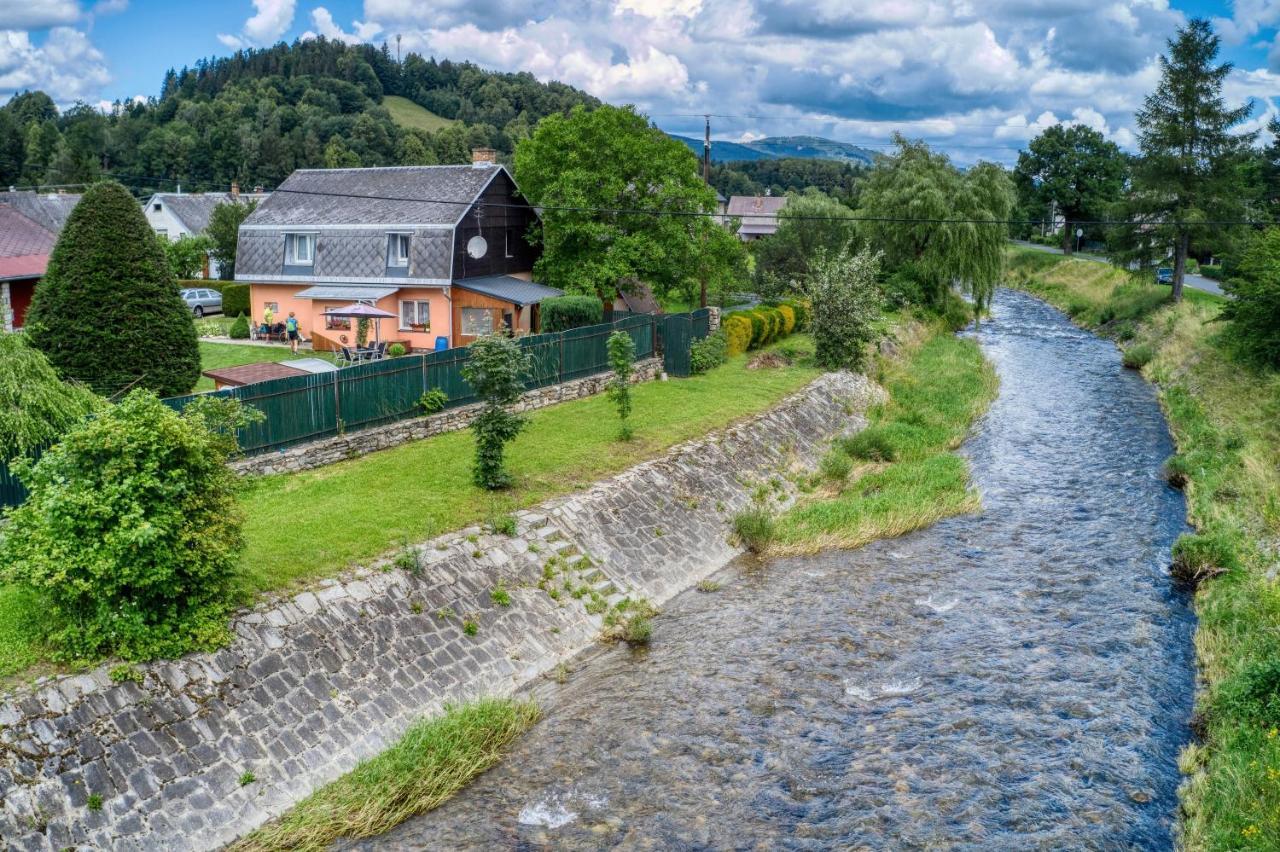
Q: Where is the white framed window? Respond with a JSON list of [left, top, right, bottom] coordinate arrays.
[[461, 307, 497, 337], [399, 299, 430, 331], [286, 233, 316, 266], [388, 233, 410, 267]]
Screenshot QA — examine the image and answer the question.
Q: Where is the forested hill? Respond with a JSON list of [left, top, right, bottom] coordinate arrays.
[[0, 37, 599, 195]]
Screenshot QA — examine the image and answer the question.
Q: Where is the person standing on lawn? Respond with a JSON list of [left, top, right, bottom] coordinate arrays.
[[286, 312, 301, 354]]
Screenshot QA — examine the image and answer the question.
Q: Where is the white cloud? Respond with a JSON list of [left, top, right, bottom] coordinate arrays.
[[92, 0, 128, 15], [303, 6, 380, 44], [0, 27, 110, 104], [1213, 0, 1280, 43], [0, 0, 79, 29], [218, 0, 296, 49]]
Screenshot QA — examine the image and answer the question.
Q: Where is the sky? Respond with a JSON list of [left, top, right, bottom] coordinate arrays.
[[2, 0, 1278, 165]]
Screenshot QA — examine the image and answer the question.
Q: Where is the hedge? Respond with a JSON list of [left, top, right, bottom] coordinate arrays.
[[541, 295, 603, 333], [722, 298, 810, 354], [177, 279, 221, 293], [1200, 265, 1223, 281], [221, 283, 250, 318], [723, 314, 753, 355]]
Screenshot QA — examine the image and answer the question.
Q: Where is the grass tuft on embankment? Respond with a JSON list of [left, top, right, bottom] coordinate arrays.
[[232, 698, 539, 852], [1006, 245, 1280, 850], [772, 322, 998, 554]]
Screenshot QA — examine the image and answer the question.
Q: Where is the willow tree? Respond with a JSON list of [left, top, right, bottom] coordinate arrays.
[[0, 333, 100, 464], [856, 137, 1013, 313]]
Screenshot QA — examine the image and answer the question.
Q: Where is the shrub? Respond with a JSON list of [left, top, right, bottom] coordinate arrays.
[[388, 343, 407, 358], [1213, 658, 1280, 728], [0, 334, 100, 464], [221, 283, 250, 318], [810, 249, 883, 371], [541, 295, 603, 333], [0, 391, 259, 661], [229, 313, 251, 340], [419, 388, 448, 415], [690, 329, 728, 374], [1199, 264, 1223, 280], [776, 304, 797, 335], [722, 314, 753, 355], [733, 507, 775, 553], [841, 426, 898, 462], [25, 181, 199, 397], [820, 449, 853, 481], [1171, 527, 1241, 584], [606, 330, 635, 440], [163, 235, 213, 279], [1122, 342, 1155, 370], [784, 298, 812, 331], [462, 334, 531, 489]]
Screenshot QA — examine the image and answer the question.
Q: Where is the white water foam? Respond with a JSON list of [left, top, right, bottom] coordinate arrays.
[[844, 677, 924, 702], [518, 799, 577, 828], [914, 595, 960, 613]]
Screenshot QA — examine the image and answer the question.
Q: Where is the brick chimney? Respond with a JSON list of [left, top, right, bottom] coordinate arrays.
[[471, 147, 497, 168], [230, 181, 240, 200]]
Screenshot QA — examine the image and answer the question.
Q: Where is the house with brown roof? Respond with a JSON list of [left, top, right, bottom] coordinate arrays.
[[726, 194, 789, 241], [234, 149, 562, 352], [0, 203, 58, 332]]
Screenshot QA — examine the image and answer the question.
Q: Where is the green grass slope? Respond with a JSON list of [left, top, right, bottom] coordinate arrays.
[[383, 96, 457, 134]]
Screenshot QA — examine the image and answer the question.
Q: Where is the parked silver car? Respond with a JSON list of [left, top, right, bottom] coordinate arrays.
[[180, 287, 222, 318]]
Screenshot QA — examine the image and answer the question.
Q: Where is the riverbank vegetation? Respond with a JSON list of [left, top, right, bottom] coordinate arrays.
[[1006, 245, 1280, 850], [772, 320, 998, 554], [233, 698, 539, 852]]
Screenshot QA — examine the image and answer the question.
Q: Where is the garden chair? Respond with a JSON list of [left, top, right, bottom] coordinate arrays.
[[338, 346, 360, 366]]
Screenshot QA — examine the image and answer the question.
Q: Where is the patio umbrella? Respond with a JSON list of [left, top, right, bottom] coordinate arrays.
[[325, 302, 397, 345]]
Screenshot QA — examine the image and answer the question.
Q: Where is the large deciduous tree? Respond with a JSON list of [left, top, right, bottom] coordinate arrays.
[[856, 137, 1014, 313], [207, 199, 258, 280], [1117, 18, 1256, 302], [514, 104, 744, 302], [25, 180, 201, 397], [1014, 124, 1128, 253]]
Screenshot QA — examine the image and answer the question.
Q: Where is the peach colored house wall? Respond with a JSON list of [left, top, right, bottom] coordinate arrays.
[[249, 284, 452, 351]]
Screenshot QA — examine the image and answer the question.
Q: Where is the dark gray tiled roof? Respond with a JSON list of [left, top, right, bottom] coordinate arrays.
[[454, 275, 563, 306], [149, 193, 233, 234], [3, 190, 81, 234], [236, 228, 454, 282], [243, 166, 507, 228]]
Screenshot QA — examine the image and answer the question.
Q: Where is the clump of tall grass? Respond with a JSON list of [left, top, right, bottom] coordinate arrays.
[[732, 507, 776, 553], [1122, 343, 1155, 370], [232, 699, 539, 852], [840, 427, 898, 462]]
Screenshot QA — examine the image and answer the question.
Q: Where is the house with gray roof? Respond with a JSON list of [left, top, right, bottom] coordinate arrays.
[[144, 186, 268, 279], [3, 189, 81, 235], [726, 194, 789, 241], [234, 149, 561, 351]]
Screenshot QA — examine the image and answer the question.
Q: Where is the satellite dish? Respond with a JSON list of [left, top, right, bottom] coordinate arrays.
[[467, 235, 488, 259]]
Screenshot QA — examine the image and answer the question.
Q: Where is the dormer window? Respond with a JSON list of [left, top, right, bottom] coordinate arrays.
[[286, 233, 315, 266], [388, 233, 410, 268]]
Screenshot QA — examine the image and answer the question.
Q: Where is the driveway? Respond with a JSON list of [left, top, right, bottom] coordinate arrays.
[[1010, 240, 1224, 297]]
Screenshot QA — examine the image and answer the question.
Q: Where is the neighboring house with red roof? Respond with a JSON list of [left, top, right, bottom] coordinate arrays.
[[726, 194, 789, 241], [0, 204, 57, 332]]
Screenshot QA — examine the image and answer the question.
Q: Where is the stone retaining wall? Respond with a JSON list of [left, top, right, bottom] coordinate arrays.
[[232, 357, 664, 476], [0, 371, 884, 851]]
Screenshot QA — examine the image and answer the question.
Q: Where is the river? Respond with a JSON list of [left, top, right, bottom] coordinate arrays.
[[355, 288, 1196, 850]]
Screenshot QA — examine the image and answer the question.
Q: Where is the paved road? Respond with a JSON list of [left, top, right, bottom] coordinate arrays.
[[1010, 240, 1224, 296]]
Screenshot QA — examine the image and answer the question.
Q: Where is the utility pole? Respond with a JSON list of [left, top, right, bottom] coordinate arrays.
[[702, 114, 711, 185]]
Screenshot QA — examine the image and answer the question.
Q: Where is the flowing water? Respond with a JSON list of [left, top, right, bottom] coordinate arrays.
[[358, 288, 1196, 850]]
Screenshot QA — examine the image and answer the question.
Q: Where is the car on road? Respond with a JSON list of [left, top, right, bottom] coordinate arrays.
[[180, 287, 222, 317], [1156, 267, 1173, 285]]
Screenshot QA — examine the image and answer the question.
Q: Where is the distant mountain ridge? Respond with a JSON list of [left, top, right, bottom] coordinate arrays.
[[670, 134, 878, 165]]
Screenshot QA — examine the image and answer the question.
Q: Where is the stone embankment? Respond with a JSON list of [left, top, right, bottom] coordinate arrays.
[[0, 370, 883, 851]]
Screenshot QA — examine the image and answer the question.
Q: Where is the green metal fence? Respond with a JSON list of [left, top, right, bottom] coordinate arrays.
[[0, 310, 707, 509], [162, 311, 669, 459]]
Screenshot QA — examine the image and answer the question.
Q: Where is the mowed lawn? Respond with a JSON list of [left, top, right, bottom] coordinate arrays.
[[0, 339, 819, 680], [193, 342, 336, 393], [382, 95, 457, 133]]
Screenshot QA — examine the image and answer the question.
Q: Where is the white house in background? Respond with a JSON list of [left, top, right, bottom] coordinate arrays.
[[143, 184, 268, 278], [726, 193, 789, 241]]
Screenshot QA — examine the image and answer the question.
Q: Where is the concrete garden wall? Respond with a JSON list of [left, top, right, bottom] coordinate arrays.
[[0, 370, 884, 851]]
